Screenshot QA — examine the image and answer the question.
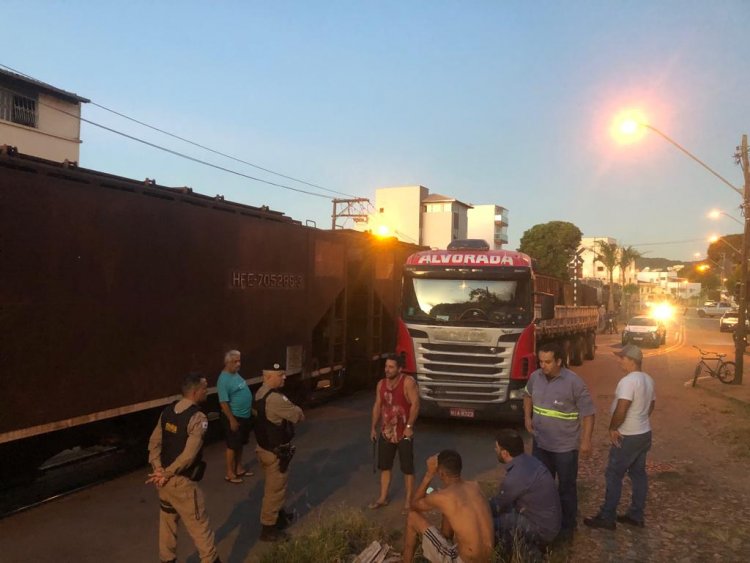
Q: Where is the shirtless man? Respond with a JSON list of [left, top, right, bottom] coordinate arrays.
[[403, 450, 494, 563]]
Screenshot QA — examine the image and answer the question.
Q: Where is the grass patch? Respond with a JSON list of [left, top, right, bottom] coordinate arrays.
[[258, 506, 393, 563]]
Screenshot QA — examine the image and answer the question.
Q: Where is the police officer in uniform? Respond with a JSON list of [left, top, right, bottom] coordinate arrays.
[[254, 363, 305, 542], [147, 373, 220, 563]]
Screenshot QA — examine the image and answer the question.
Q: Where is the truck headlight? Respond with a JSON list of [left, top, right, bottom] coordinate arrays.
[[509, 389, 525, 400]]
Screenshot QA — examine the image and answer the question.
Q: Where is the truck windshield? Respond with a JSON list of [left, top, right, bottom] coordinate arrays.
[[402, 277, 531, 327]]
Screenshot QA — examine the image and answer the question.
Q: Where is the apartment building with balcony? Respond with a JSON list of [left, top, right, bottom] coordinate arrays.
[[467, 204, 509, 250]]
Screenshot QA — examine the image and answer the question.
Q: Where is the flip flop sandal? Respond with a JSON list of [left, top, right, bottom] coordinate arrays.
[[224, 476, 243, 484], [236, 470, 254, 477], [368, 500, 389, 509]]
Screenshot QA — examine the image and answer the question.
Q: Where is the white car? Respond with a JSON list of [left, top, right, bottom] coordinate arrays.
[[621, 316, 667, 348]]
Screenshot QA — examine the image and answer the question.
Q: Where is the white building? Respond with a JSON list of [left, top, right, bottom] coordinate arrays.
[[0, 68, 89, 163], [636, 268, 701, 302], [467, 205, 509, 250], [421, 193, 471, 249], [362, 185, 509, 249], [370, 185, 427, 245], [579, 236, 637, 285]]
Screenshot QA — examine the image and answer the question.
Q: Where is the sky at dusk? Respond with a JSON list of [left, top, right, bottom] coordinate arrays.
[[3, 1, 748, 260]]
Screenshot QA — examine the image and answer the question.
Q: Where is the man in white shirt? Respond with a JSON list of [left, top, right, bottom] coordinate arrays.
[[584, 344, 655, 530]]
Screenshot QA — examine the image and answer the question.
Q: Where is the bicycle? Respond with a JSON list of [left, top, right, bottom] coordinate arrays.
[[692, 345, 736, 387]]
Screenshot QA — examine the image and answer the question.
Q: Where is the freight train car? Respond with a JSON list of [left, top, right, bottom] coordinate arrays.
[[0, 148, 419, 484]]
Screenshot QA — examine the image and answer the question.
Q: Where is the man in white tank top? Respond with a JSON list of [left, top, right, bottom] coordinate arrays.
[[584, 344, 655, 530]]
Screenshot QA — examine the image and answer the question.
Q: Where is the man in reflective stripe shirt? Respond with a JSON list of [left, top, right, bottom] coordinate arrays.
[[523, 342, 595, 538]]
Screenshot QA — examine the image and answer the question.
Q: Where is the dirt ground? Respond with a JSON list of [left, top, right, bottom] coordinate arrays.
[[545, 332, 750, 562]]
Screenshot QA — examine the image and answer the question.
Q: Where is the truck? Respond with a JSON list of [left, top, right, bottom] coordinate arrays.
[[395, 240, 599, 421], [696, 301, 734, 318], [0, 148, 420, 485]]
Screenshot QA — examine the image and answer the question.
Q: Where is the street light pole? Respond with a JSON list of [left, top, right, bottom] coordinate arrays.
[[735, 135, 750, 385]]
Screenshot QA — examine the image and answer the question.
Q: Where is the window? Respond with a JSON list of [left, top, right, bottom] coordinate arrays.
[[597, 266, 604, 272], [453, 212, 459, 229], [379, 207, 384, 213], [0, 87, 38, 128]]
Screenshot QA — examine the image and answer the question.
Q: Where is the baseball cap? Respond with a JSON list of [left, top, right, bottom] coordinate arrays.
[[614, 344, 643, 362]]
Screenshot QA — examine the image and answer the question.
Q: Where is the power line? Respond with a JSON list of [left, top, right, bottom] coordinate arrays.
[[630, 238, 708, 247], [0, 63, 359, 199], [88, 101, 356, 198]]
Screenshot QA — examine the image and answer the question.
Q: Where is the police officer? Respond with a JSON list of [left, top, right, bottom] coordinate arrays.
[[254, 363, 305, 542], [146, 373, 220, 563]]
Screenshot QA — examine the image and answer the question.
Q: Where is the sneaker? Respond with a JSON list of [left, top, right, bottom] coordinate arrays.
[[260, 524, 289, 542], [583, 515, 616, 530], [616, 514, 645, 528]]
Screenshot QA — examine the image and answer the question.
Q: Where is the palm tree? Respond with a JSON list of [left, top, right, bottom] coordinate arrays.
[[619, 245, 642, 317], [596, 240, 620, 311], [618, 245, 642, 287], [596, 240, 620, 288]]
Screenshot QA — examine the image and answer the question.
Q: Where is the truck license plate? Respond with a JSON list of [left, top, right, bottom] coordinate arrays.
[[449, 408, 475, 418]]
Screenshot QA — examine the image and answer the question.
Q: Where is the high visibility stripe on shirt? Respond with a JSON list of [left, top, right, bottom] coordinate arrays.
[[533, 405, 579, 420]]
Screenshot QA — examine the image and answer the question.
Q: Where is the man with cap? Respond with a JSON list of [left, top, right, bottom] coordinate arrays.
[[253, 362, 304, 542], [584, 344, 655, 530], [146, 373, 220, 563]]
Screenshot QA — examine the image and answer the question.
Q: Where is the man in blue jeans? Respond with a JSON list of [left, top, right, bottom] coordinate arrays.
[[523, 342, 595, 539], [584, 344, 655, 530]]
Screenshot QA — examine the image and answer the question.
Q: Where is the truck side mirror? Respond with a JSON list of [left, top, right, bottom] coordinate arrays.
[[539, 294, 555, 321]]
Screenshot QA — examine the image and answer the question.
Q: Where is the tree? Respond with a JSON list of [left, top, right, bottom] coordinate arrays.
[[618, 245, 642, 287], [518, 221, 583, 280], [707, 234, 742, 266], [618, 246, 642, 317], [596, 240, 619, 289]]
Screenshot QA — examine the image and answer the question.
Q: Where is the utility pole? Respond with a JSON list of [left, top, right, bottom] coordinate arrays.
[[734, 134, 750, 385], [331, 198, 372, 230]]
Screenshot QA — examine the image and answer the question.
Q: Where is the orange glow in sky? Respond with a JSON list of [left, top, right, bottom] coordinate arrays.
[[610, 108, 649, 145]]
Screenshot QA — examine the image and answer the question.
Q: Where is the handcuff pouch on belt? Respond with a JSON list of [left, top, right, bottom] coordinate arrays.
[[274, 443, 296, 473]]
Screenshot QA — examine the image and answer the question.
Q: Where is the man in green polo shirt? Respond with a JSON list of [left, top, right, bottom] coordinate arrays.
[[218, 350, 253, 483]]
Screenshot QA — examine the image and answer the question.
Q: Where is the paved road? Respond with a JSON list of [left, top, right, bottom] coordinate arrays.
[[1, 312, 748, 562]]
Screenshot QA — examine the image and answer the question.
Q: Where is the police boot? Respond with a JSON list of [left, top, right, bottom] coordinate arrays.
[[260, 524, 288, 542], [275, 508, 297, 530]]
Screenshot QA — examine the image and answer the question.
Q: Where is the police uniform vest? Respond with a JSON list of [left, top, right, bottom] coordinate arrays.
[[160, 402, 203, 476], [254, 389, 295, 451]]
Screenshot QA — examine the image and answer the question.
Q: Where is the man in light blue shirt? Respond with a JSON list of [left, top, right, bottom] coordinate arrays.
[[218, 350, 253, 483]]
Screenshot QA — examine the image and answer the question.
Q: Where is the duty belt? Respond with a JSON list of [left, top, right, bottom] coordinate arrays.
[[533, 405, 579, 420]]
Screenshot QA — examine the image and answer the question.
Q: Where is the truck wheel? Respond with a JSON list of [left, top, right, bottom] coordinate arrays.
[[584, 333, 596, 360], [570, 337, 584, 366], [560, 340, 571, 367]]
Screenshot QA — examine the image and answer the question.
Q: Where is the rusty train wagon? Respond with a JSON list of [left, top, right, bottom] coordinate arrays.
[[0, 150, 418, 484]]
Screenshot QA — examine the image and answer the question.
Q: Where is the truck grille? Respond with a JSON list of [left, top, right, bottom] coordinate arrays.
[[413, 332, 514, 404]]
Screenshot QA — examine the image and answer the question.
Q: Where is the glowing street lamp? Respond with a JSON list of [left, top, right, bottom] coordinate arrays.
[[613, 111, 749, 384], [708, 208, 743, 226]]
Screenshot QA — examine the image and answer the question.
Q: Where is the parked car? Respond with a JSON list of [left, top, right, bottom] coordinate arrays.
[[719, 310, 749, 332], [621, 316, 667, 348], [697, 302, 734, 318], [720, 311, 738, 332]]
